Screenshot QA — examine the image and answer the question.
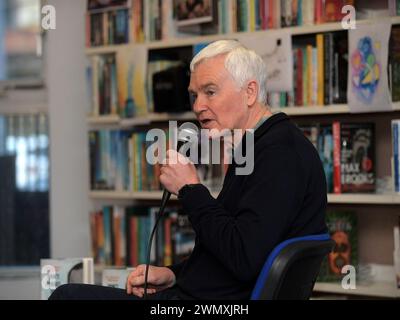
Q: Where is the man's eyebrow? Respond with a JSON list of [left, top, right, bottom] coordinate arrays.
[[188, 82, 217, 93], [200, 82, 217, 90]]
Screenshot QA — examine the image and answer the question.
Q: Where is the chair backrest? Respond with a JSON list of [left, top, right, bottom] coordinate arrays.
[[251, 233, 334, 300]]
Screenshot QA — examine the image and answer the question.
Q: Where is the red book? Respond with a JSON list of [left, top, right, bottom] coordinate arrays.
[[332, 121, 341, 194], [315, 0, 325, 24], [325, 0, 342, 22]]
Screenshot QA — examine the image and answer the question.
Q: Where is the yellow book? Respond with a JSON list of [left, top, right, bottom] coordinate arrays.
[[249, 0, 255, 32], [316, 34, 324, 106]]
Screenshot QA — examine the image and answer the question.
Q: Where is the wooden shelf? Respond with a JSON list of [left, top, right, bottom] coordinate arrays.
[[87, 102, 400, 127], [87, 114, 120, 125], [90, 191, 400, 204], [85, 16, 400, 54], [89, 190, 170, 200], [89, 190, 223, 200], [85, 44, 126, 55], [274, 101, 400, 116], [87, 112, 197, 127], [328, 193, 400, 205], [147, 111, 197, 122], [271, 104, 349, 115], [314, 281, 400, 298]]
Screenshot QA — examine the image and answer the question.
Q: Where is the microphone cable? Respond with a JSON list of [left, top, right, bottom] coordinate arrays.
[[143, 190, 171, 300], [142, 125, 198, 300]]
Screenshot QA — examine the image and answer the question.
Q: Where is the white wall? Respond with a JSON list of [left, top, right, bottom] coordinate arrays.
[[0, 278, 41, 300], [0, 268, 41, 300], [47, 0, 90, 258]]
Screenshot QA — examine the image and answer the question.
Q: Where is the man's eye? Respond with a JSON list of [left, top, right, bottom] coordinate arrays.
[[206, 90, 215, 96], [189, 94, 197, 105]]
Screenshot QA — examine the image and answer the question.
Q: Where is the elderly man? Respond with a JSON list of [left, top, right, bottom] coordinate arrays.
[[50, 40, 327, 300]]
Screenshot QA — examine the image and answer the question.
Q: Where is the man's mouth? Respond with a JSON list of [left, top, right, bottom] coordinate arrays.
[[200, 119, 214, 126]]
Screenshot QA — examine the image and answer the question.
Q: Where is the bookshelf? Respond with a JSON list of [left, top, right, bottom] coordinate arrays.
[[85, 16, 400, 55], [84, 1, 400, 299], [313, 281, 400, 298], [89, 190, 400, 205], [86, 102, 400, 127]]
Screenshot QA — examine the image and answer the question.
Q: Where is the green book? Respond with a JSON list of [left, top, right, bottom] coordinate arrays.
[[318, 211, 358, 282]]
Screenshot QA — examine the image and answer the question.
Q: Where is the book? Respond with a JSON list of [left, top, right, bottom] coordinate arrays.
[[116, 45, 149, 117], [102, 267, 134, 289], [333, 122, 375, 193], [318, 211, 358, 282], [339, 123, 375, 193], [392, 120, 400, 193], [390, 26, 400, 102], [394, 221, 400, 289], [40, 257, 94, 300]]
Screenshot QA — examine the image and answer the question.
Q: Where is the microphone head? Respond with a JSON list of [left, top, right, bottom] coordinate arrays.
[[177, 123, 199, 157], [178, 128, 199, 143], [177, 123, 199, 144]]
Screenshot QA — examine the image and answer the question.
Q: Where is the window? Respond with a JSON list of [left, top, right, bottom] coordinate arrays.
[[0, 0, 48, 266], [0, 0, 43, 86], [0, 113, 49, 265]]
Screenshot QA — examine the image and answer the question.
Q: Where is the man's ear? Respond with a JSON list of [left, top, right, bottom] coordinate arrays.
[[246, 80, 258, 106]]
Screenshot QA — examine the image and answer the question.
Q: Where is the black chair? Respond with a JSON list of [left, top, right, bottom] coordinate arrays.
[[251, 233, 334, 300]]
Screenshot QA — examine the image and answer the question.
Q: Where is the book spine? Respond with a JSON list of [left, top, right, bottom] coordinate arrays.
[[333, 121, 341, 194], [393, 121, 399, 193], [316, 33, 324, 106]]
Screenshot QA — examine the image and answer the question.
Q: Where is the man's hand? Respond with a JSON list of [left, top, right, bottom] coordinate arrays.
[[126, 265, 176, 298], [160, 149, 200, 195]]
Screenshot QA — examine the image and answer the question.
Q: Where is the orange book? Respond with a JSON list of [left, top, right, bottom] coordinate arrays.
[[316, 34, 324, 106], [164, 218, 172, 266], [129, 216, 138, 267]]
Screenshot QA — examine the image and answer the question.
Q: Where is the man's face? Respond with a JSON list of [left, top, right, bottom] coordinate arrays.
[[188, 55, 248, 133]]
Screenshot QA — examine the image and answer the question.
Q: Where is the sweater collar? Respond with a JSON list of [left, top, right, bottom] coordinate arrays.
[[230, 112, 289, 166], [254, 112, 289, 140]]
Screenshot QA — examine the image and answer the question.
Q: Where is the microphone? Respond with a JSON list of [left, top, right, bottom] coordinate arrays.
[[143, 125, 198, 299], [159, 126, 199, 208]]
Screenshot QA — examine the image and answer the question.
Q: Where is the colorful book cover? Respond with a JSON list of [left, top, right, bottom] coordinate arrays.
[[117, 45, 148, 117], [318, 125, 334, 193], [340, 123, 375, 193], [318, 211, 358, 282]]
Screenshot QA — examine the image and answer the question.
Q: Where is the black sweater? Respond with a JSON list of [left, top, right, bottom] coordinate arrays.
[[169, 112, 328, 300]]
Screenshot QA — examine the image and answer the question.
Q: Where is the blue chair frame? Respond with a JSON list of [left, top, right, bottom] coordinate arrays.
[[251, 233, 334, 300]]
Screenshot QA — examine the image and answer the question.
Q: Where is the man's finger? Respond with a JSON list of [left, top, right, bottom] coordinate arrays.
[[129, 274, 146, 287], [130, 265, 145, 277], [132, 288, 143, 298]]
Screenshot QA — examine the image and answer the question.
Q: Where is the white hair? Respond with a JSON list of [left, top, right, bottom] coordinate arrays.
[[190, 40, 267, 104]]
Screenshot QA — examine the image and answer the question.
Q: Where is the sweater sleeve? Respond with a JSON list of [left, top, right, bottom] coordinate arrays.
[[166, 259, 186, 278], [180, 147, 305, 283]]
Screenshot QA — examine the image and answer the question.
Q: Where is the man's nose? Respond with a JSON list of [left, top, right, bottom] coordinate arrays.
[[192, 95, 208, 114]]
